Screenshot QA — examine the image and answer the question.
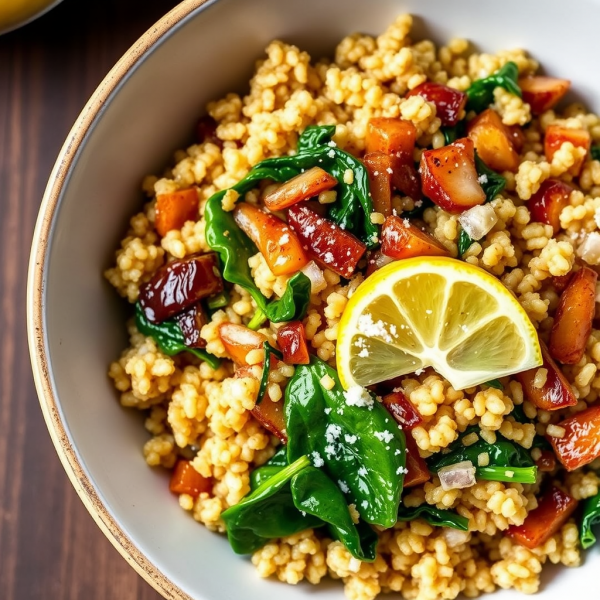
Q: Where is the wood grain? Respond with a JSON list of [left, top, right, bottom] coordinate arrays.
[[0, 1, 180, 598]]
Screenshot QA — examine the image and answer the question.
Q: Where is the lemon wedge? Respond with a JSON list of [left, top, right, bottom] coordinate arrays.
[[337, 257, 542, 391]]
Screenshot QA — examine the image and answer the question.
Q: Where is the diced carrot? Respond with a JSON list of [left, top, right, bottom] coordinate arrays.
[[218, 323, 267, 366], [548, 266, 597, 364], [519, 76, 571, 115], [550, 405, 600, 471], [287, 204, 366, 278], [382, 390, 423, 430], [404, 435, 432, 488], [363, 152, 393, 216], [535, 450, 557, 473], [233, 202, 309, 276], [366, 117, 416, 157], [277, 322, 310, 365], [515, 339, 577, 411], [544, 124, 591, 176], [263, 167, 338, 211], [169, 460, 212, 497], [155, 188, 200, 237], [381, 215, 449, 260], [251, 394, 288, 443], [406, 82, 467, 127], [506, 486, 578, 549]]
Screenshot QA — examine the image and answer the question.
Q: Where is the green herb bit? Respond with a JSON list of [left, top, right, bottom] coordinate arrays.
[[591, 145, 600, 162], [206, 290, 229, 310], [247, 307, 267, 330], [458, 228, 474, 258], [580, 490, 600, 549], [475, 150, 506, 203], [256, 342, 283, 405], [484, 379, 503, 390], [397, 505, 469, 531], [476, 465, 538, 484], [466, 61, 521, 113]]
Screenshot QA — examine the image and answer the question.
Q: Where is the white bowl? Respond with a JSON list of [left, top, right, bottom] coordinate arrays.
[[27, 0, 600, 598]]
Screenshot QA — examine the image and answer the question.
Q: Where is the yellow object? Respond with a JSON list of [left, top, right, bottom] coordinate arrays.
[[0, 0, 58, 33], [336, 256, 542, 391]]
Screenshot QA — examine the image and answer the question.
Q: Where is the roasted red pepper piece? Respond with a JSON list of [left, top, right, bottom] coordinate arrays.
[[381, 215, 449, 260], [263, 167, 338, 211], [515, 339, 577, 411], [544, 124, 590, 176], [218, 323, 267, 366], [234, 202, 309, 276], [406, 82, 467, 126], [548, 266, 597, 365], [535, 450, 557, 473], [391, 156, 422, 201], [175, 302, 208, 348], [287, 203, 366, 278], [169, 460, 212, 497], [366, 117, 416, 157], [139, 253, 223, 323], [363, 152, 393, 216], [404, 435, 432, 488], [518, 76, 571, 115], [155, 188, 200, 237], [382, 390, 423, 430], [528, 179, 573, 234], [277, 321, 310, 365], [251, 394, 288, 443], [506, 486, 578, 549], [550, 405, 600, 471]]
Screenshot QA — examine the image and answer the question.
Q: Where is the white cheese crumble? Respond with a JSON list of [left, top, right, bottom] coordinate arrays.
[[343, 385, 374, 409], [373, 430, 394, 443], [311, 451, 325, 468], [338, 480, 350, 493]]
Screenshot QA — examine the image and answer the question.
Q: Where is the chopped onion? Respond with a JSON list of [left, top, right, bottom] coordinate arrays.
[[438, 460, 476, 491], [301, 260, 327, 294], [443, 527, 471, 548], [577, 231, 600, 266], [458, 204, 498, 241]]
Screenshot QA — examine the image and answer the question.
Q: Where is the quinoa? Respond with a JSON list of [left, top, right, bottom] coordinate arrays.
[[104, 14, 600, 600]]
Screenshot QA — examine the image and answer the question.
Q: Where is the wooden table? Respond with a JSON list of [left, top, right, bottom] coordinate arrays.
[[0, 1, 181, 597]]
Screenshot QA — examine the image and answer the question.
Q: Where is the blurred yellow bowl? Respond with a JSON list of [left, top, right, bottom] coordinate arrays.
[[0, 0, 63, 35]]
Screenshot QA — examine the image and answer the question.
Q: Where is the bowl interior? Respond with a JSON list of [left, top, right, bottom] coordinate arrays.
[[30, 0, 600, 598]]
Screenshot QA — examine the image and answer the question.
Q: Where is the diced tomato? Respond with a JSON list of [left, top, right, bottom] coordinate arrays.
[[519, 76, 571, 115], [233, 202, 308, 276], [515, 339, 577, 411], [391, 156, 422, 201], [406, 82, 467, 127], [252, 394, 288, 443], [175, 302, 208, 348], [544, 124, 591, 177], [277, 322, 310, 365], [196, 115, 223, 148], [169, 460, 212, 497], [404, 435, 432, 488], [155, 188, 200, 237], [382, 390, 423, 430], [548, 266, 597, 364], [365, 250, 395, 277], [263, 167, 338, 211], [507, 486, 578, 549], [218, 323, 267, 366], [381, 215, 449, 260], [467, 108, 520, 173], [363, 152, 393, 216], [550, 405, 600, 471], [535, 450, 557, 473], [528, 179, 573, 234], [419, 138, 486, 213], [287, 204, 366, 278], [505, 124, 525, 154], [139, 253, 223, 324], [366, 117, 416, 157]]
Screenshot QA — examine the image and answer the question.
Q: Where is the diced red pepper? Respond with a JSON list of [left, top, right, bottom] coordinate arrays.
[[548, 266, 597, 365], [287, 204, 366, 278], [406, 82, 467, 127], [366, 117, 416, 157], [251, 394, 288, 443], [528, 179, 573, 234], [404, 435, 432, 488], [175, 302, 208, 348], [550, 405, 600, 471], [139, 253, 223, 324], [263, 167, 338, 211], [544, 124, 591, 176], [506, 486, 578, 549], [277, 322, 310, 365], [382, 390, 423, 430], [218, 322, 267, 366], [391, 156, 422, 201], [515, 339, 577, 411], [233, 202, 309, 276], [155, 188, 200, 237], [535, 450, 557, 473], [363, 152, 393, 216], [519, 76, 571, 115], [169, 460, 212, 497], [381, 215, 449, 260]]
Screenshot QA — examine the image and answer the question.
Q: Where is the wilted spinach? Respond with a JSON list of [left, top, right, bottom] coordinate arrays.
[[580, 490, 600, 549], [591, 146, 600, 161], [475, 151, 506, 202], [397, 504, 469, 531], [466, 61, 521, 113], [256, 342, 283, 405], [458, 228, 474, 257]]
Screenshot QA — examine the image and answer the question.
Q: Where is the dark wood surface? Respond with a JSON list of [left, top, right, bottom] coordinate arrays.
[[0, 1, 181, 598]]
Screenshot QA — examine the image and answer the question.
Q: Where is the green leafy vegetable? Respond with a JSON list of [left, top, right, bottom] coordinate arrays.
[[458, 228, 474, 257], [475, 151, 506, 202], [466, 61, 521, 113], [485, 379, 504, 390], [397, 505, 469, 531], [476, 466, 537, 484], [266, 271, 311, 323], [285, 357, 406, 527], [580, 490, 600, 549], [256, 342, 283, 405], [247, 307, 267, 330], [441, 122, 467, 145], [134, 302, 220, 369], [206, 290, 229, 310], [591, 146, 600, 162]]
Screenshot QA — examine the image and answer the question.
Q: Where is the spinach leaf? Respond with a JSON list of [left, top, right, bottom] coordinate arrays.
[[484, 379, 504, 390], [221, 455, 322, 554], [466, 61, 521, 113], [397, 504, 469, 531], [441, 121, 467, 145], [476, 466, 537, 484], [475, 151, 506, 202], [292, 466, 378, 561], [247, 307, 267, 330], [206, 290, 229, 310], [134, 302, 220, 369], [591, 145, 600, 162], [256, 342, 283, 405], [458, 229, 474, 257], [580, 490, 600, 550], [285, 357, 406, 527], [250, 446, 289, 489], [266, 271, 311, 322]]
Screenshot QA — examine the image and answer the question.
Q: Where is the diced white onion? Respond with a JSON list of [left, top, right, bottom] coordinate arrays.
[[438, 460, 476, 491], [443, 527, 471, 548], [301, 260, 327, 294], [458, 204, 498, 241], [577, 231, 600, 266]]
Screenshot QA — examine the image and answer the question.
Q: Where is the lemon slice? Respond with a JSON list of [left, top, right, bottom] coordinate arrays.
[[337, 257, 542, 391]]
